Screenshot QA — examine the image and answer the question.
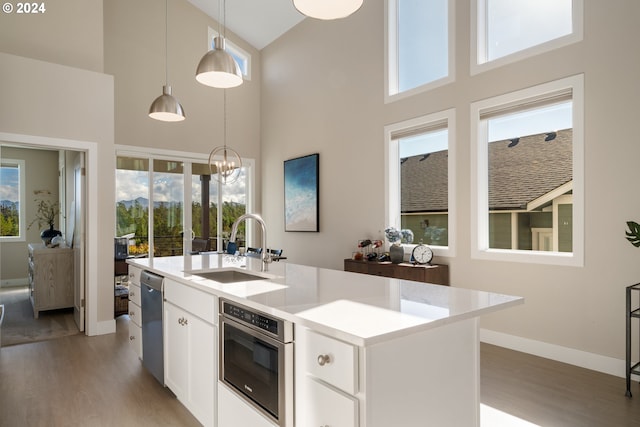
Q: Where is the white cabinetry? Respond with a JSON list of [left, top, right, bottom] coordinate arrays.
[[27, 244, 74, 319], [295, 327, 359, 427], [218, 383, 277, 427], [127, 266, 142, 359], [296, 318, 480, 427], [164, 278, 217, 427]]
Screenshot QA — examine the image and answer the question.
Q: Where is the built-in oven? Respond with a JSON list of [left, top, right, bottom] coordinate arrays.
[[219, 299, 294, 427]]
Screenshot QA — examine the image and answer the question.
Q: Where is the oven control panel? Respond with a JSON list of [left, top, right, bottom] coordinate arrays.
[[223, 302, 279, 336]]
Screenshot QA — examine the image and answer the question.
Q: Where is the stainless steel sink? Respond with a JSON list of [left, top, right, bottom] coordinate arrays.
[[192, 270, 267, 283]]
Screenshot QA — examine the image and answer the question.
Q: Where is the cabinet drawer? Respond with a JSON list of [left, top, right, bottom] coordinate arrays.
[[129, 322, 142, 359], [164, 279, 217, 325], [128, 283, 141, 307], [302, 329, 358, 394], [128, 266, 142, 286], [128, 301, 142, 327], [304, 378, 358, 427]]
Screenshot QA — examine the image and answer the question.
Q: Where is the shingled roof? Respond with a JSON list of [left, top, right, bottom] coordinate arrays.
[[400, 128, 572, 212]]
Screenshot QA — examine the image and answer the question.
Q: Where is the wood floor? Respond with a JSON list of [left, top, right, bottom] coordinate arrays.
[[2, 317, 640, 426]]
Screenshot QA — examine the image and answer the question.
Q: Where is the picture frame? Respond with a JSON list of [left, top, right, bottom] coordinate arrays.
[[284, 153, 319, 232]]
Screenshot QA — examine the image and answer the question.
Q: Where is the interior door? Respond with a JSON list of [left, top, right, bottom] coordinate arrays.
[[73, 153, 85, 331]]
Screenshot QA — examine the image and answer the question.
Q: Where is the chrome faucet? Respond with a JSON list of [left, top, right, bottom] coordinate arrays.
[[229, 213, 271, 271]]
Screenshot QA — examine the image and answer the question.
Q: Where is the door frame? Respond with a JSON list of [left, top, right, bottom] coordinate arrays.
[[0, 131, 98, 335]]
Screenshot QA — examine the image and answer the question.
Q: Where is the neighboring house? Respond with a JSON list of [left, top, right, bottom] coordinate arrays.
[[401, 129, 573, 251]]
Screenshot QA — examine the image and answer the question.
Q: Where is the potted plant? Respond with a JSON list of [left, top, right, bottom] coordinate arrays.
[[626, 221, 640, 247], [28, 197, 62, 246], [385, 227, 414, 263]]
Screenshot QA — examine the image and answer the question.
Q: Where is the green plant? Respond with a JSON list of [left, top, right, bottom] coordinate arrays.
[[626, 221, 640, 247], [27, 198, 60, 230]]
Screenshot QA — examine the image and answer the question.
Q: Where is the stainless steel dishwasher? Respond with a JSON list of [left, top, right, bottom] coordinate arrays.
[[140, 270, 164, 385]]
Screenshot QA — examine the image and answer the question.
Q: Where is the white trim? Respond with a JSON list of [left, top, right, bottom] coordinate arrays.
[[470, 74, 584, 266], [0, 131, 100, 336], [481, 329, 626, 379], [384, 109, 456, 258], [385, 0, 455, 104], [527, 181, 573, 211], [471, 0, 584, 76], [95, 319, 116, 335]]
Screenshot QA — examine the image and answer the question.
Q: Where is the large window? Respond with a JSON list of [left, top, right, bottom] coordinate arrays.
[[385, 109, 456, 256], [471, 75, 584, 265], [116, 152, 251, 258], [387, 0, 453, 101], [473, 0, 583, 73], [0, 159, 25, 240]]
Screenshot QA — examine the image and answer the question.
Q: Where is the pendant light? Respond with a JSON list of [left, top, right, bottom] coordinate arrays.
[[195, 0, 243, 89], [149, 0, 185, 122], [208, 89, 243, 184], [293, 0, 364, 20]]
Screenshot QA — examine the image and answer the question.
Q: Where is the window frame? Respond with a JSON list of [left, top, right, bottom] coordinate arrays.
[[208, 27, 252, 81], [385, 0, 456, 103], [384, 108, 456, 258], [0, 158, 26, 242], [471, 0, 584, 75], [470, 74, 584, 266], [115, 146, 255, 258]]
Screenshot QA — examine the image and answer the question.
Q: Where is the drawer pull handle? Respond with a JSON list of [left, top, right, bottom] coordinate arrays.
[[317, 354, 331, 366], [129, 291, 135, 297], [129, 336, 135, 341], [129, 312, 135, 317], [178, 317, 189, 326]]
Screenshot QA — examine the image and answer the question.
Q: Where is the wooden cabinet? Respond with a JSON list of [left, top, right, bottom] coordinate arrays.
[[344, 259, 449, 286], [164, 279, 217, 427], [28, 244, 74, 319], [127, 266, 142, 359]]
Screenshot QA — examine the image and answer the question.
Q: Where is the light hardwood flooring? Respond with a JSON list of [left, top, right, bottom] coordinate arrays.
[[2, 316, 640, 426]]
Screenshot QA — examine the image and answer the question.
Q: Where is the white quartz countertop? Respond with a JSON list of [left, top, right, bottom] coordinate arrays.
[[128, 254, 523, 346]]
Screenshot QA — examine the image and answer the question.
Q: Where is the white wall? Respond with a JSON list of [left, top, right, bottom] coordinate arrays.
[[261, 1, 640, 368]]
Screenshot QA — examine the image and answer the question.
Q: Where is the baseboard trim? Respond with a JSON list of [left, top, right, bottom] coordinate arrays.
[[93, 319, 116, 336], [480, 328, 626, 379], [0, 278, 29, 287]]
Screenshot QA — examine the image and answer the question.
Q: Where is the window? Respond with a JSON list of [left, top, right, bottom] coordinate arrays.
[[208, 27, 251, 80], [0, 159, 26, 241], [387, 0, 453, 101], [116, 151, 251, 258], [473, 0, 583, 73], [470, 74, 584, 266], [385, 109, 456, 256]]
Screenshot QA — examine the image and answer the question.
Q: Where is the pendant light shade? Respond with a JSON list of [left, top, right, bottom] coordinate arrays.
[[196, 36, 243, 88], [149, 85, 185, 122], [293, 0, 363, 20], [149, 0, 185, 122]]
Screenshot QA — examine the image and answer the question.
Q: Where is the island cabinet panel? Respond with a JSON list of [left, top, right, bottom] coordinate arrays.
[[28, 244, 74, 318], [218, 383, 277, 427], [295, 318, 480, 427], [344, 259, 449, 286], [127, 266, 142, 359], [163, 279, 217, 427]]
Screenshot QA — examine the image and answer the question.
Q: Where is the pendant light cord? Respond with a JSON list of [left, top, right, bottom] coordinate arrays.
[[223, 88, 227, 149], [164, 0, 169, 85]]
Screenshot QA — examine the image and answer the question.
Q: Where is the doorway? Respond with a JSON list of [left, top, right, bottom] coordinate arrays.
[[0, 139, 91, 346]]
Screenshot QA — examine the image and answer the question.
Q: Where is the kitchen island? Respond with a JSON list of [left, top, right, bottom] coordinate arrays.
[[128, 254, 523, 427]]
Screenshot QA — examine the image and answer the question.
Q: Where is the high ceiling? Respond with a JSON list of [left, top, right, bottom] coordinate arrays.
[[186, 0, 306, 50]]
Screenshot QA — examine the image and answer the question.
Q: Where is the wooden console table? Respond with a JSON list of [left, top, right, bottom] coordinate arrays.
[[344, 259, 449, 286], [28, 243, 74, 318]]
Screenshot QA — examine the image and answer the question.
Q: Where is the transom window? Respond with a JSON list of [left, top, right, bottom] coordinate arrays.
[[473, 0, 583, 73], [471, 75, 584, 266], [208, 27, 251, 80], [385, 109, 456, 256], [387, 0, 453, 101]]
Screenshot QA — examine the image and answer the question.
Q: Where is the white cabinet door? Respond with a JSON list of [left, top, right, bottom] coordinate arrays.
[[298, 378, 357, 427], [164, 301, 216, 427], [164, 302, 189, 400], [218, 383, 276, 427]]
